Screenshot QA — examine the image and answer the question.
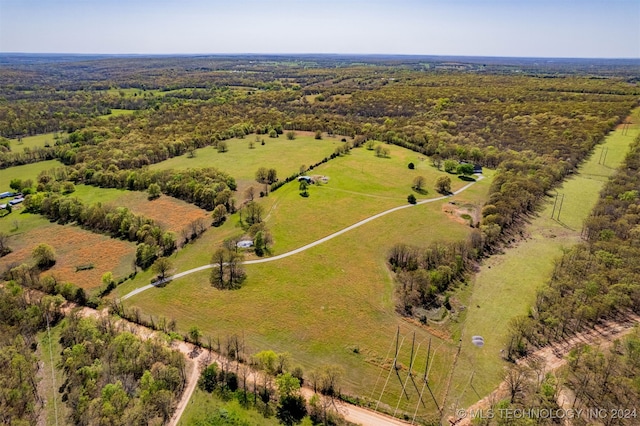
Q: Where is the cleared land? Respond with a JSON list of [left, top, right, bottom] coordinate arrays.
[[117, 151, 493, 420], [179, 389, 281, 426], [98, 108, 136, 118], [448, 107, 640, 411], [264, 144, 473, 252], [67, 185, 209, 234], [7, 132, 66, 153], [0, 159, 62, 191], [37, 323, 70, 426], [0, 222, 136, 290], [149, 132, 344, 192]]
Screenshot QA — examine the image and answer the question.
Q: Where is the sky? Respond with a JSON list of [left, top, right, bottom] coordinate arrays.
[[0, 0, 638, 58]]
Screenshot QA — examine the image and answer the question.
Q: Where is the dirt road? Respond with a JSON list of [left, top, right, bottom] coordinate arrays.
[[452, 313, 640, 425]]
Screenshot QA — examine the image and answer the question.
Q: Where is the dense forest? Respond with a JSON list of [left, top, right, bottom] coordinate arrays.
[[57, 313, 186, 425]]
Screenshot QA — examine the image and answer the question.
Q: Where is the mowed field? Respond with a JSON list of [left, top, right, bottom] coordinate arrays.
[[0, 218, 136, 290], [116, 142, 494, 420], [149, 132, 344, 192], [262, 143, 475, 252], [448, 107, 640, 411], [7, 132, 66, 153], [0, 159, 62, 191]]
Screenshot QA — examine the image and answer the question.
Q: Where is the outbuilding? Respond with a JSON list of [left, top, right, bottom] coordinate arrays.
[[236, 240, 254, 249]]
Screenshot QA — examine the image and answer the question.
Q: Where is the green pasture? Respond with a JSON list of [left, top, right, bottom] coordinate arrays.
[[0, 211, 50, 235], [68, 184, 129, 205], [8, 132, 66, 153], [101, 87, 210, 98], [119, 171, 492, 419], [448, 107, 640, 410], [0, 160, 61, 192], [263, 144, 476, 252], [179, 389, 283, 426], [98, 108, 136, 119], [149, 134, 344, 191], [102, 87, 145, 97]]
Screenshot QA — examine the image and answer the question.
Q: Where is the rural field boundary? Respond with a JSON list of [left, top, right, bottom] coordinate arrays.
[[58, 302, 412, 426], [121, 176, 483, 301]]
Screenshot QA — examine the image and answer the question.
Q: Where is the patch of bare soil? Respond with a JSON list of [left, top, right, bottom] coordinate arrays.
[[442, 201, 479, 226]]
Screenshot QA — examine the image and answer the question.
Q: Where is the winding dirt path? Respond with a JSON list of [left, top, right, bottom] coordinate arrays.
[[452, 313, 640, 425], [122, 176, 483, 301]]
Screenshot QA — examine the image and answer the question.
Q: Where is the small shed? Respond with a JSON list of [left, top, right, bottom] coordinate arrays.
[[298, 176, 313, 183], [473, 164, 483, 174], [9, 198, 24, 205]]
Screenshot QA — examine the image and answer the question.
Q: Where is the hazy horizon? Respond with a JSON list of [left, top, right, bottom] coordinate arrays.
[[1, 0, 638, 59]]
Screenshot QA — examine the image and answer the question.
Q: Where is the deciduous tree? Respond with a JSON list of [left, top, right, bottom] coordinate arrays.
[[32, 243, 55, 268], [435, 176, 451, 194], [152, 257, 174, 281]]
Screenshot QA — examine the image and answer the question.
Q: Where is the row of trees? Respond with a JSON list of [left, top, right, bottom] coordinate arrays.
[[506, 134, 640, 359], [198, 348, 346, 425], [23, 192, 176, 267]]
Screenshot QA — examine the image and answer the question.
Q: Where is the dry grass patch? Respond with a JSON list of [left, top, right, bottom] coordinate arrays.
[[118, 194, 209, 234], [0, 223, 135, 290]]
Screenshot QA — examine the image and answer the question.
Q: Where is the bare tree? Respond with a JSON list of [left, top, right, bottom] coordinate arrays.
[[505, 365, 530, 403]]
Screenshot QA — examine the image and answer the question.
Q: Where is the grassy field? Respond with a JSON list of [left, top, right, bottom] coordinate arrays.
[[448, 107, 640, 410], [117, 152, 494, 420], [179, 389, 283, 426], [98, 108, 136, 118], [7, 132, 66, 153], [263, 144, 477, 252], [149, 132, 344, 192], [0, 159, 62, 192], [0, 220, 136, 290]]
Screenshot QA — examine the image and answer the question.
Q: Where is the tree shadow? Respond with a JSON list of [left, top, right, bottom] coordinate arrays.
[[412, 188, 429, 195], [458, 175, 476, 182]]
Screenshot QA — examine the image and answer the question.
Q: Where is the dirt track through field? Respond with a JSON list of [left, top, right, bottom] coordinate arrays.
[[121, 176, 483, 301], [452, 312, 640, 426]]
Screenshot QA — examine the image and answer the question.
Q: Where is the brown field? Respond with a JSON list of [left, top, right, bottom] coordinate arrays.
[[117, 194, 209, 234], [0, 224, 136, 290]]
